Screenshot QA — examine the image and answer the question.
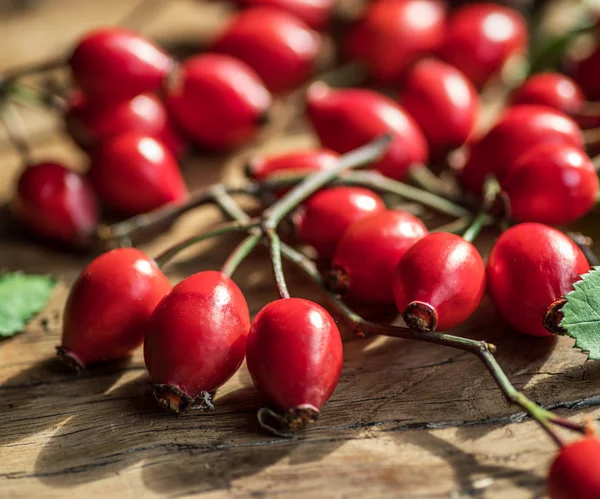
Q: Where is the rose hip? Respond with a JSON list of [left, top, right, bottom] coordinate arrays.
[[548, 437, 600, 499], [246, 298, 342, 431], [293, 186, 386, 259], [510, 72, 584, 115], [212, 7, 322, 93], [68, 28, 173, 103], [234, 0, 334, 30], [393, 233, 486, 332], [166, 54, 272, 150], [58, 248, 171, 370], [501, 142, 598, 225], [400, 58, 479, 159], [345, 0, 446, 84], [144, 271, 250, 413], [487, 223, 589, 337], [460, 105, 584, 195], [438, 3, 527, 88], [328, 210, 428, 304], [306, 83, 429, 180], [89, 132, 188, 216], [66, 92, 186, 158], [569, 45, 600, 100], [12, 162, 99, 246]]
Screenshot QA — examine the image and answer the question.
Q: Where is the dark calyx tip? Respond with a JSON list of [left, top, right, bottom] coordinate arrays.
[[257, 405, 320, 438], [56, 346, 85, 372], [325, 266, 350, 295], [243, 159, 257, 180], [152, 384, 193, 414], [544, 298, 568, 335], [403, 301, 438, 332]]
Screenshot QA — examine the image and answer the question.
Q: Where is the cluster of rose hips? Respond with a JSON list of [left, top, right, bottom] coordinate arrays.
[[6, 0, 600, 497]]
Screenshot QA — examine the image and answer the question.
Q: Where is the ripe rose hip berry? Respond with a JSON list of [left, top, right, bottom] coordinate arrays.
[[234, 0, 334, 30], [307, 83, 429, 180], [293, 186, 386, 260], [548, 437, 600, 499], [487, 223, 589, 337], [400, 58, 479, 159], [89, 132, 188, 216], [569, 45, 600, 100], [510, 72, 584, 115], [460, 105, 584, 195], [328, 210, 428, 304], [166, 54, 272, 150], [345, 0, 446, 84], [246, 298, 342, 431], [501, 142, 598, 225], [66, 92, 186, 158], [438, 3, 527, 88], [12, 162, 99, 246], [68, 28, 173, 103], [144, 271, 250, 413], [393, 233, 486, 332], [58, 248, 171, 370], [212, 7, 322, 93]]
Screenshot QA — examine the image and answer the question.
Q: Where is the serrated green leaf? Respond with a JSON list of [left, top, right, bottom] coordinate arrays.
[[561, 266, 600, 360], [0, 272, 57, 338]]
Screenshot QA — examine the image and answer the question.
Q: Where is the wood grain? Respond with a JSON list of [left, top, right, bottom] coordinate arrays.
[[1, 1, 599, 498]]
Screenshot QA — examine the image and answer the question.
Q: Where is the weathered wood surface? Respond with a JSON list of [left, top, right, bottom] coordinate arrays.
[[1, 1, 600, 498]]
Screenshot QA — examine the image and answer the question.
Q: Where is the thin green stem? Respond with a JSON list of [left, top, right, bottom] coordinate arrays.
[[221, 232, 263, 277], [153, 220, 259, 269], [266, 229, 290, 299], [432, 217, 473, 235], [407, 164, 447, 197], [462, 209, 489, 243], [262, 134, 392, 229]]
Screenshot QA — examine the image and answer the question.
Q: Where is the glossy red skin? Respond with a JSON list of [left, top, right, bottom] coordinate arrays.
[[345, 0, 446, 84], [502, 143, 598, 225], [548, 438, 600, 499], [294, 187, 386, 260], [166, 54, 272, 150], [569, 45, 600, 100], [12, 162, 99, 245], [307, 84, 429, 180], [212, 7, 321, 93], [460, 105, 584, 195], [332, 210, 428, 304], [66, 92, 186, 158], [248, 148, 339, 181], [510, 73, 584, 115], [144, 271, 250, 399], [393, 233, 486, 331], [487, 223, 589, 337], [89, 132, 188, 216], [68, 28, 173, 103], [234, 0, 334, 30], [400, 58, 479, 159], [438, 3, 527, 88], [246, 298, 342, 412], [61, 248, 171, 368]]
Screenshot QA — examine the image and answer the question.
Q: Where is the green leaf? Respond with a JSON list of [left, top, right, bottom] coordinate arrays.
[[0, 272, 57, 338], [561, 267, 600, 360]]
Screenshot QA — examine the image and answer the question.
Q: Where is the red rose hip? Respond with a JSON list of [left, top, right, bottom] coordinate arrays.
[[234, 0, 334, 30], [400, 58, 479, 158], [12, 162, 99, 245], [393, 232, 486, 332], [166, 54, 272, 150], [328, 210, 428, 304], [246, 298, 343, 431], [487, 223, 590, 337], [144, 271, 250, 413], [212, 7, 322, 93], [293, 186, 386, 259], [59, 248, 171, 370], [69, 28, 173, 103], [510, 72, 584, 115], [345, 0, 446, 84], [89, 132, 188, 216], [307, 83, 429, 180], [548, 437, 600, 499]]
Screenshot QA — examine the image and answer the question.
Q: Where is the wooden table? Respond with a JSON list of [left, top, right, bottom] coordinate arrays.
[[2, 1, 599, 498]]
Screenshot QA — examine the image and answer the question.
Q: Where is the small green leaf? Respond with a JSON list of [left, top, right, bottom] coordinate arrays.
[[561, 267, 600, 360], [0, 272, 57, 338]]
